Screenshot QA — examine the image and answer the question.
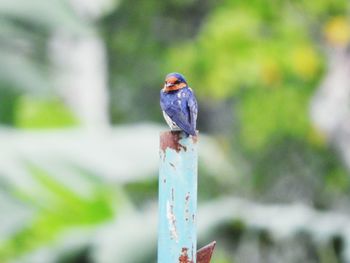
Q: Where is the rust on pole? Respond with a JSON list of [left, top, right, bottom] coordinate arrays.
[[158, 131, 215, 263]]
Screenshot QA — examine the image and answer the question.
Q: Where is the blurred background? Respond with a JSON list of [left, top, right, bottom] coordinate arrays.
[[1, 0, 350, 262]]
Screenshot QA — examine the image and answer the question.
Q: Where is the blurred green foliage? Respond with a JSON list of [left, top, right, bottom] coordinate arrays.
[[103, 0, 215, 122], [0, 165, 118, 261], [0, 0, 350, 262], [165, 0, 331, 151], [15, 96, 78, 129], [0, 87, 19, 125], [0, 0, 88, 94]]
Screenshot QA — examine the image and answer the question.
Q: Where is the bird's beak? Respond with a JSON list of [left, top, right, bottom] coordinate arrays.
[[166, 82, 174, 88]]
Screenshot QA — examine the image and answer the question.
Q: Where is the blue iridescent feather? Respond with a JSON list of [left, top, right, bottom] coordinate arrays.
[[160, 74, 198, 136]]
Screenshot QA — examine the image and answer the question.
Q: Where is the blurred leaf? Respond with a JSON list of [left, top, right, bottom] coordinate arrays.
[[0, 0, 89, 34], [0, 0, 90, 125], [0, 165, 117, 262], [239, 86, 311, 150], [290, 45, 320, 80], [0, 50, 50, 94], [0, 87, 19, 125], [324, 16, 350, 46], [166, 1, 323, 101], [15, 96, 78, 129], [124, 178, 158, 208]]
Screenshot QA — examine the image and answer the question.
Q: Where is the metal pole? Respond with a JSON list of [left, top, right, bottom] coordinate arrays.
[[158, 131, 198, 262]]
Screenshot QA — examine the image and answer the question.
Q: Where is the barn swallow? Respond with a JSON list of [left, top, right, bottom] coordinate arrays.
[[160, 72, 198, 136]]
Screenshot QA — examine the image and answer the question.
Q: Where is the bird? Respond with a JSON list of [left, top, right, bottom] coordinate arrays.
[[160, 72, 198, 136]]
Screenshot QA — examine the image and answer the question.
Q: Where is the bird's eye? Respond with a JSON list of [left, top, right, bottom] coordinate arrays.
[[174, 80, 180, 84]]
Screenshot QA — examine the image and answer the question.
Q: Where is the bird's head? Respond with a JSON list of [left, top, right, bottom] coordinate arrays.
[[163, 72, 187, 92]]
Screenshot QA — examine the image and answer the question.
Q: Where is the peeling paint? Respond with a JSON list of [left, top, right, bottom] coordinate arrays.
[[166, 201, 178, 242], [185, 192, 190, 222], [169, 162, 176, 169], [191, 244, 194, 263]]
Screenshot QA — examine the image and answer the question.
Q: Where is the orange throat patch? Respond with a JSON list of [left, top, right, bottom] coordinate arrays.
[[163, 83, 186, 92]]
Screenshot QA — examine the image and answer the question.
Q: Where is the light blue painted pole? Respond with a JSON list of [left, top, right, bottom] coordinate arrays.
[[158, 131, 198, 263]]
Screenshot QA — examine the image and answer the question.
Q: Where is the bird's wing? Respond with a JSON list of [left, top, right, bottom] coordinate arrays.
[[167, 88, 197, 136], [166, 107, 194, 135], [160, 88, 197, 136], [187, 88, 198, 135]]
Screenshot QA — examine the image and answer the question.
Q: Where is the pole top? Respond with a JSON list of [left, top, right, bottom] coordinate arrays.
[[160, 131, 198, 154]]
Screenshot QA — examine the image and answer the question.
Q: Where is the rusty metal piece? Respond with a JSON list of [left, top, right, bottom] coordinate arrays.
[[197, 241, 216, 263]]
